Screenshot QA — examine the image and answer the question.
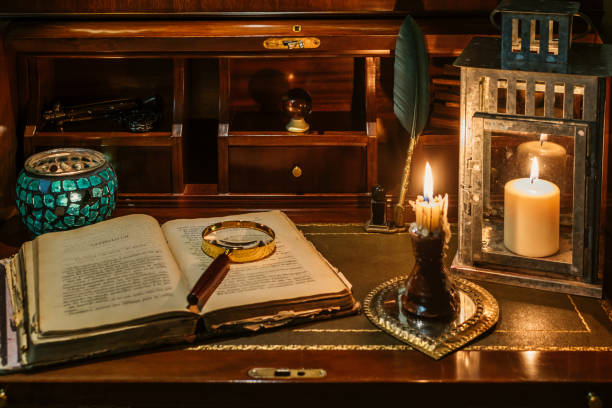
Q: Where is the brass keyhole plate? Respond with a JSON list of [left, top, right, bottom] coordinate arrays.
[[263, 37, 321, 49], [248, 368, 327, 379]]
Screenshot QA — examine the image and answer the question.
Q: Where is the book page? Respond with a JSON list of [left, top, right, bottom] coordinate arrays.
[[0, 261, 21, 371], [36, 214, 190, 334], [161, 210, 347, 314]]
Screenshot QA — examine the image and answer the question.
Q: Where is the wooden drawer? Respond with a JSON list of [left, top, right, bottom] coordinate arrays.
[[32, 144, 174, 193], [228, 146, 366, 193]]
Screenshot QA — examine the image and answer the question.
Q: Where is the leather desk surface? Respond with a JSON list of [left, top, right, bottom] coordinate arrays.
[[0, 217, 610, 407]]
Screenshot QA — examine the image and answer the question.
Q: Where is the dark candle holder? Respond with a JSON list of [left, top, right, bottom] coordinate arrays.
[[402, 228, 458, 319], [363, 224, 499, 359]]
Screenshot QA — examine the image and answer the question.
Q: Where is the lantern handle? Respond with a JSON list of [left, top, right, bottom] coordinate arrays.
[[572, 11, 594, 41], [489, 8, 501, 32]]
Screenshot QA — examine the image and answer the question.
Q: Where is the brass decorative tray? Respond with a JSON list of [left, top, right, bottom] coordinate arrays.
[[364, 276, 499, 359]]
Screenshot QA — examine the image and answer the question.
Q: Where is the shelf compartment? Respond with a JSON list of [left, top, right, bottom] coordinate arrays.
[[20, 55, 186, 195], [24, 126, 180, 193], [219, 55, 377, 194], [227, 57, 366, 133], [28, 144, 175, 194], [25, 57, 174, 132], [229, 111, 365, 133], [25, 127, 182, 194]]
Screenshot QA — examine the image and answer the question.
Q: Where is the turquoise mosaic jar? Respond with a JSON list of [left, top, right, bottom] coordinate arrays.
[[16, 148, 117, 236]]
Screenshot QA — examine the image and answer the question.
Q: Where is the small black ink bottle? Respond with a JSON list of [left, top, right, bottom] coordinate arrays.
[[370, 185, 387, 227]]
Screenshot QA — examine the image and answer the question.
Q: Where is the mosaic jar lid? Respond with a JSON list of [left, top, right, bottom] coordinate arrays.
[[16, 148, 117, 236], [24, 148, 107, 177]]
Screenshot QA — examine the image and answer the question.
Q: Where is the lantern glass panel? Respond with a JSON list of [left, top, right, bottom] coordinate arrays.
[[471, 113, 591, 278], [483, 128, 574, 263]]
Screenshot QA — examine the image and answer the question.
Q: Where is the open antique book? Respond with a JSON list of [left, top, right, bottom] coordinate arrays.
[[0, 210, 358, 371]]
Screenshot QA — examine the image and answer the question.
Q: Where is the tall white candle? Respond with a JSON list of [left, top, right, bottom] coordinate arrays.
[[504, 158, 560, 257]]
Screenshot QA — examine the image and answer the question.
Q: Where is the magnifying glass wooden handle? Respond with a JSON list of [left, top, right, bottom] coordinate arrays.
[[187, 252, 231, 310]]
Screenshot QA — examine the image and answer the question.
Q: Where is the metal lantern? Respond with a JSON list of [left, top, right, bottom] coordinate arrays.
[[451, 0, 612, 297]]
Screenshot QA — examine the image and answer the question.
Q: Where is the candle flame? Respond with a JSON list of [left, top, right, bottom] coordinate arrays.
[[424, 162, 433, 202], [539, 133, 547, 147], [530, 158, 539, 183]]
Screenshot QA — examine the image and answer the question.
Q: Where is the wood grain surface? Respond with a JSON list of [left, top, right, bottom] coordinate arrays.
[[0, 24, 17, 221], [0, 0, 500, 15]]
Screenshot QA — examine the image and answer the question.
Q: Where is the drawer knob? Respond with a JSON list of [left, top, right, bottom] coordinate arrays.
[[0, 388, 7, 408], [291, 165, 303, 178]]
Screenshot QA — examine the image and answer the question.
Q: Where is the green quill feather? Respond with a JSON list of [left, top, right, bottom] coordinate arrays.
[[393, 16, 430, 227], [393, 15, 430, 138]]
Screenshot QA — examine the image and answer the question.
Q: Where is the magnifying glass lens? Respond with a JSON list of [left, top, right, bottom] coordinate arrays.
[[204, 227, 274, 250]]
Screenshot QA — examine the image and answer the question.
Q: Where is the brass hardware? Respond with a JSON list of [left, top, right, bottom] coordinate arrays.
[[0, 388, 7, 408], [248, 368, 326, 379], [292, 25, 302, 32], [588, 392, 603, 408], [263, 37, 320, 50], [291, 165, 303, 178]]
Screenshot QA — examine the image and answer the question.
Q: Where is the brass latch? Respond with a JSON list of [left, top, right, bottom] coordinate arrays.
[[248, 368, 327, 379], [263, 37, 320, 50]]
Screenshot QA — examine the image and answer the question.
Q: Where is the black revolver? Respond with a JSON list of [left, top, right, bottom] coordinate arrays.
[[41, 96, 161, 132]]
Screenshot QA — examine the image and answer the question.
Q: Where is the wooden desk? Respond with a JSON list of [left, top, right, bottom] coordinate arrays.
[[0, 213, 610, 408], [0, 4, 609, 406]]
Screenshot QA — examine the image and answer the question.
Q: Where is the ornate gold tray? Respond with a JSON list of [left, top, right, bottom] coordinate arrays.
[[364, 276, 499, 359]]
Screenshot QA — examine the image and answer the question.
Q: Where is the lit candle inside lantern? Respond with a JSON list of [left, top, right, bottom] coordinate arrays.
[[504, 158, 560, 257], [410, 162, 449, 234], [516, 133, 566, 188]]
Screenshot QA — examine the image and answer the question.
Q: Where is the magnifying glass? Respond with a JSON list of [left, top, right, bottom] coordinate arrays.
[[187, 220, 276, 310]]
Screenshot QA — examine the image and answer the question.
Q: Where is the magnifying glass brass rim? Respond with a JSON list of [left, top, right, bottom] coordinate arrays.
[[201, 220, 276, 262]]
